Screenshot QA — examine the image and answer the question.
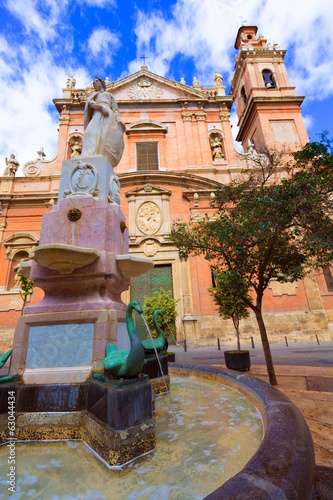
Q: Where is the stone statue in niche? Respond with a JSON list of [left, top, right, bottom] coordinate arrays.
[[68, 135, 83, 157], [13, 257, 29, 288], [4, 154, 19, 176], [81, 77, 125, 168], [209, 133, 224, 160], [108, 175, 121, 205]]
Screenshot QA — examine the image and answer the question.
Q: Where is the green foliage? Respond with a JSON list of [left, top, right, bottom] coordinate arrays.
[[209, 272, 250, 351], [17, 273, 35, 312], [171, 134, 333, 384], [172, 135, 333, 311], [143, 289, 179, 340]]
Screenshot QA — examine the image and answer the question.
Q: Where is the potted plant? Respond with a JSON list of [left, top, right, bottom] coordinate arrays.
[[142, 288, 179, 346], [209, 272, 251, 371], [165, 351, 175, 363]]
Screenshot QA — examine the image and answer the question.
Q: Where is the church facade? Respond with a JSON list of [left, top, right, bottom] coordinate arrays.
[[1, 26, 332, 349]]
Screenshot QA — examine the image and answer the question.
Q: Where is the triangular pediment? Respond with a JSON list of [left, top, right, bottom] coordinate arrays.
[[125, 183, 171, 197], [108, 68, 209, 102]]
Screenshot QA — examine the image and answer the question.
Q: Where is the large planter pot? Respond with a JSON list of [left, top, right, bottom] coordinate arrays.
[[166, 352, 175, 363], [224, 350, 250, 371]]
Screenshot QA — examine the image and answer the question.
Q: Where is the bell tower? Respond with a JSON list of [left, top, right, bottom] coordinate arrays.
[[230, 26, 309, 152]]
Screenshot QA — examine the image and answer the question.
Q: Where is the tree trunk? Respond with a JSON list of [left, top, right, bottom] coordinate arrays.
[[254, 309, 277, 385], [235, 325, 241, 352]]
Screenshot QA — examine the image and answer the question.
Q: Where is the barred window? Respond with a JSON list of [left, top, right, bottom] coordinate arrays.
[[136, 142, 159, 171]]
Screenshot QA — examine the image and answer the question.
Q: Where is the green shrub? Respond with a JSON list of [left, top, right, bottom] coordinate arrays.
[[142, 289, 179, 341]]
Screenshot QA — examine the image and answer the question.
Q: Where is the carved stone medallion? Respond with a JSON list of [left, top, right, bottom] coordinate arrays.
[[128, 79, 163, 100], [143, 239, 158, 257], [64, 161, 100, 199], [137, 202, 162, 234]]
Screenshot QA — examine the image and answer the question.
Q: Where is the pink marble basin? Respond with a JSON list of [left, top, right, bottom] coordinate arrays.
[[30, 244, 100, 275]]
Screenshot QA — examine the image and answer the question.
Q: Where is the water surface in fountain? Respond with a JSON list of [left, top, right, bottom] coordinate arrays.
[[0, 376, 262, 499]]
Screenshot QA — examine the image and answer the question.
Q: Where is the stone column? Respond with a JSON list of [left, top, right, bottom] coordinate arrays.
[[179, 258, 197, 342]]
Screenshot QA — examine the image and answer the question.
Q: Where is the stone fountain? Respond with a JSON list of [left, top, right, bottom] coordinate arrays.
[[0, 76, 157, 467], [0, 77, 315, 497]]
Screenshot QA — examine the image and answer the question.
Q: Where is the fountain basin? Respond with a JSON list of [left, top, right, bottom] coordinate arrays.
[[30, 243, 100, 274], [0, 366, 314, 498], [170, 365, 315, 500], [116, 254, 154, 280]]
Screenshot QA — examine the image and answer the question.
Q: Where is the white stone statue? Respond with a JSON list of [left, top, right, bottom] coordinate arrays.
[[4, 154, 19, 176], [81, 77, 125, 168], [66, 74, 76, 89], [213, 70, 223, 87]]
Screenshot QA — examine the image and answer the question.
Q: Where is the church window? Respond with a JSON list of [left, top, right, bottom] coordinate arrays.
[[323, 266, 333, 292], [211, 269, 216, 288], [136, 142, 159, 171], [241, 86, 247, 106], [262, 69, 276, 88]]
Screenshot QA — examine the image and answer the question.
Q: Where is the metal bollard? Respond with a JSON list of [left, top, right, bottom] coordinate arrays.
[[184, 339, 187, 352], [217, 338, 221, 350], [316, 334, 320, 345], [285, 336, 288, 347], [251, 336, 255, 349]]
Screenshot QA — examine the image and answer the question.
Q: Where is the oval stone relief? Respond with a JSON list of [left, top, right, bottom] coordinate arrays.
[[137, 202, 162, 234]]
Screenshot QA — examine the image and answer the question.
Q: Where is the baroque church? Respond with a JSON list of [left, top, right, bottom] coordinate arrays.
[[0, 26, 332, 349]]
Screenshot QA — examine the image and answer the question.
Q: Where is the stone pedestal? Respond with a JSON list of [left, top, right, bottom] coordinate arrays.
[[0, 378, 156, 468], [7, 154, 156, 467]]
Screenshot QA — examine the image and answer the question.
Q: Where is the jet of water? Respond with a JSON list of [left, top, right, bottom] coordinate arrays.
[[140, 312, 193, 494]]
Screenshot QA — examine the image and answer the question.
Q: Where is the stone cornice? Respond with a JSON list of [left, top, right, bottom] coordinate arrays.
[[53, 68, 235, 113], [118, 171, 221, 190]]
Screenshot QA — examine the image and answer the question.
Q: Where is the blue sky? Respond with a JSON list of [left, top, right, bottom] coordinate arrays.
[[0, 0, 332, 171]]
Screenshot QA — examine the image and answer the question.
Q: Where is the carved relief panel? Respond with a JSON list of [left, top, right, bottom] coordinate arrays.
[[125, 184, 171, 245], [137, 201, 162, 234]]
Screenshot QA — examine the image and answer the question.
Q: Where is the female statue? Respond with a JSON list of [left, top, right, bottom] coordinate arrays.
[[81, 77, 125, 168]]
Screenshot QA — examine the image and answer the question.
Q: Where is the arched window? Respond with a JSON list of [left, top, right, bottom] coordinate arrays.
[[241, 86, 247, 106], [262, 69, 276, 88]]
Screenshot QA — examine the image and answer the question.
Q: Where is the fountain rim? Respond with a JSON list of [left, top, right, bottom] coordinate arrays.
[[170, 363, 315, 500]]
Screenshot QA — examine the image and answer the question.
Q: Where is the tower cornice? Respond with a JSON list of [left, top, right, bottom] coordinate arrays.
[[236, 96, 305, 142]]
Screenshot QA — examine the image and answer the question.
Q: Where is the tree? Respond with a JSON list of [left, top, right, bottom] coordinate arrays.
[[143, 289, 179, 341], [171, 135, 333, 385], [17, 272, 35, 313], [209, 272, 250, 352]]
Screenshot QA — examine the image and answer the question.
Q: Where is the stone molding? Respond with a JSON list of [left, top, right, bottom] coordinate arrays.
[[3, 232, 39, 260]]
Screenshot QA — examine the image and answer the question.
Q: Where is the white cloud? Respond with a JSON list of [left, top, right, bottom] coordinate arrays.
[[302, 114, 314, 132], [5, 0, 69, 43], [87, 27, 121, 66], [84, 0, 116, 5], [0, 39, 90, 174], [131, 0, 333, 99]]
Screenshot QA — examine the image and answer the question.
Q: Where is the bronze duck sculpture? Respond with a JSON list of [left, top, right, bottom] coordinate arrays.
[[141, 310, 166, 354], [103, 300, 145, 378]]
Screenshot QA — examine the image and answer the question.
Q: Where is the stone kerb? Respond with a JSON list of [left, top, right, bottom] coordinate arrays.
[[170, 364, 315, 500]]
